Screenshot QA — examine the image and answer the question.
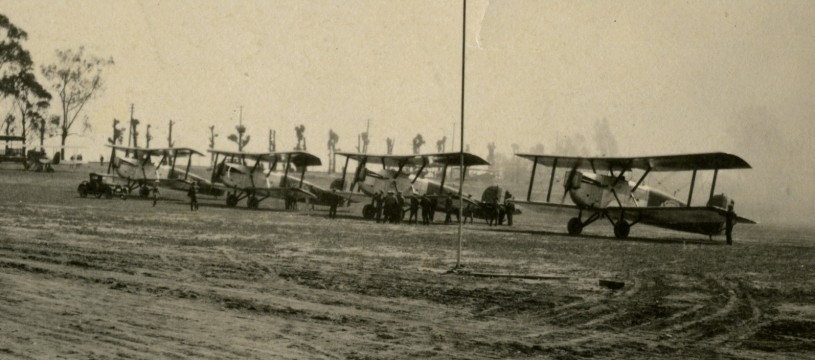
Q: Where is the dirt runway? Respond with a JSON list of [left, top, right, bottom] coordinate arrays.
[[0, 167, 813, 359]]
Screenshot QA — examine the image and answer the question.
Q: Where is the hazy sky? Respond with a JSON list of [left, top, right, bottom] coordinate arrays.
[[2, 0, 814, 223]]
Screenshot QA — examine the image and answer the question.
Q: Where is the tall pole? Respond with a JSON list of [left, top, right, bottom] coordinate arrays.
[[455, 0, 466, 270]]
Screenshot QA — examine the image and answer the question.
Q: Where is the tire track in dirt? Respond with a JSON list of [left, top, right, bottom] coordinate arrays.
[[0, 250, 470, 358], [707, 281, 764, 345]]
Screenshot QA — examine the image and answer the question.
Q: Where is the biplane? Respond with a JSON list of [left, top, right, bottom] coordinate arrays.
[[333, 152, 490, 219], [208, 149, 340, 209], [106, 145, 222, 197], [510, 152, 755, 239]]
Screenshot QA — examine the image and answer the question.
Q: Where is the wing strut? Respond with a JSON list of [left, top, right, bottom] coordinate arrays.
[[631, 167, 651, 193], [438, 163, 449, 195], [687, 169, 697, 207], [526, 156, 538, 202], [394, 158, 408, 179], [267, 156, 278, 176], [340, 156, 350, 190], [282, 155, 291, 188], [210, 153, 220, 183], [299, 159, 307, 188], [708, 168, 719, 203], [412, 157, 428, 184], [184, 153, 192, 181], [169, 150, 178, 178], [546, 158, 558, 202]]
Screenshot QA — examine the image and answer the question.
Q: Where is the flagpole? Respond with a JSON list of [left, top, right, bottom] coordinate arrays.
[[455, 0, 467, 270]]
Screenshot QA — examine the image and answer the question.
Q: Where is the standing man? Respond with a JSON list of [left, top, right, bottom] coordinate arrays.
[[328, 194, 339, 219], [383, 191, 398, 223], [408, 195, 419, 224], [150, 181, 160, 207], [420, 195, 431, 225], [725, 201, 736, 245], [374, 191, 384, 223], [464, 195, 475, 224], [504, 191, 515, 226], [188, 182, 199, 211], [396, 192, 405, 223]]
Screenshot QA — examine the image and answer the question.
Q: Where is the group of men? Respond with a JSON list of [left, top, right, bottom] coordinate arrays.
[[371, 190, 406, 223], [365, 190, 474, 225]]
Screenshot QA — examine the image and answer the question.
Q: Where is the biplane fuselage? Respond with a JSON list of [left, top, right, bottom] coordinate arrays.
[[114, 157, 162, 180], [512, 152, 755, 239], [564, 172, 728, 235], [208, 150, 331, 209], [334, 152, 491, 220], [217, 162, 318, 193], [105, 145, 224, 197]]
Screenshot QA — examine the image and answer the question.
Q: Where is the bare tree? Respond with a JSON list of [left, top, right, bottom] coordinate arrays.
[[129, 118, 140, 148], [328, 129, 338, 172], [167, 120, 175, 147], [294, 124, 306, 151], [227, 123, 249, 151], [412, 134, 425, 154], [357, 132, 369, 153], [145, 124, 152, 148], [208, 125, 217, 149], [386, 137, 394, 155], [107, 118, 124, 145], [41, 47, 113, 159], [436, 136, 447, 152]]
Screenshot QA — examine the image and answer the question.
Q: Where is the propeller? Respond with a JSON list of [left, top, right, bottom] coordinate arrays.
[[561, 163, 580, 204]]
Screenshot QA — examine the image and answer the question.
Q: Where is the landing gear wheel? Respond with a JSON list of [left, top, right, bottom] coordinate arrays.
[[567, 217, 583, 236], [614, 220, 630, 239], [139, 186, 150, 198], [226, 193, 239, 207], [362, 204, 375, 219], [247, 196, 259, 209]]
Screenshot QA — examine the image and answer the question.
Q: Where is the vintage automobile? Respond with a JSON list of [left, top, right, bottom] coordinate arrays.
[[77, 173, 127, 199]]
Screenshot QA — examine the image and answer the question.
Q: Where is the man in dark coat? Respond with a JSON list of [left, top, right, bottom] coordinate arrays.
[[420, 195, 431, 225], [328, 194, 340, 219], [383, 191, 399, 223], [187, 182, 199, 211], [504, 191, 515, 226], [374, 191, 384, 223], [444, 196, 459, 224], [395, 192, 405, 223], [408, 195, 419, 224]]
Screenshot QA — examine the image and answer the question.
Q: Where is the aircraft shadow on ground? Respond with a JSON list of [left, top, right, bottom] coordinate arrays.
[[480, 227, 726, 246]]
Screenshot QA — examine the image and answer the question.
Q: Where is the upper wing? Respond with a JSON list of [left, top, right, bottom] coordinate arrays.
[[334, 151, 490, 168], [108, 145, 203, 157], [270, 151, 322, 168], [206, 149, 275, 162], [515, 152, 751, 172], [422, 152, 490, 167], [334, 152, 424, 167]]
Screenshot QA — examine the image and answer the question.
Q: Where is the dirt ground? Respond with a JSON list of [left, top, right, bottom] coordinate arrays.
[[0, 165, 813, 359]]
